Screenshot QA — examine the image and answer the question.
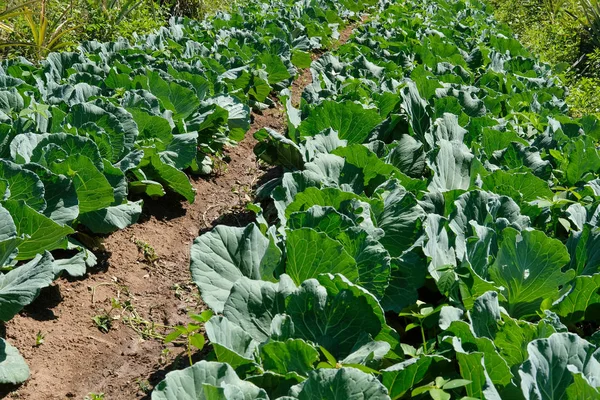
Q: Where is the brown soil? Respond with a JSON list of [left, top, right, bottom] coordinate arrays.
[[0, 16, 364, 400]]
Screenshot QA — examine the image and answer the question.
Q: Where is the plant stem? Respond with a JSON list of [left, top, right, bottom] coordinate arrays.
[[187, 338, 193, 366], [420, 324, 427, 354]]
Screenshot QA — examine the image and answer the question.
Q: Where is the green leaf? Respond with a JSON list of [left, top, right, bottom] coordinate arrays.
[[427, 140, 474, 192], [374, 180, 425, 257], [286, 227, 358, 285], [381, 355, 449, 399], [331, 145, 400, 191], [190, 224, 282, 313], [128, 108, 173, 142], [561, 138, 600, 186], [481, 169, 553, 203], [444, 321, 512, 388], [288, 367, 391, 400], [430, 388, 451, 400], [0, 160, 45, 212], [566, 224, 600, 276], [147, 70, 200, 121], [288, 206, 355, 239], [519, 333, 600, 400], [400, 80, 430, 141], [245, 371, 303, 399], [291, 50, 312, 69], [3, 200, 73, 260], [286, 274, 386, 360], [299, 101, 383, 144], [341, 340, 391, 368], [68, 103, 137, 162], [446, 337, 502, 400], [566, 372, 600, 399], [24, 163, 78, 226], [553, 273, 600, 324], [146, 155, 195, 203], [493, 313, 555, 369], [189, 333, 205, 350], [50, 154, 115, 213], [0, 252, 54, 321], [260, 339, 319, 376], [0, 338, 29, 385], [78, 200, 143, 234], [151, 361, 267, 400], [259, 52, 292, 84], [443, 379, 472, 389], [253, 128, 304, 170], [382, 251, 427, 313], [223, 276, 296, 342], [489, 228, 573, 318], [204, 316, 259, 369]]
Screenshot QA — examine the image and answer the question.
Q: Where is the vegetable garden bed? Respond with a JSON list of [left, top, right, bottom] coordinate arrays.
[[3, 0, 600, 398]]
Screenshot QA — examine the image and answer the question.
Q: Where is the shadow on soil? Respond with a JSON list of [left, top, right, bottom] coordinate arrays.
[[20, 285, 63, 321], [197, 208, 257, 237]]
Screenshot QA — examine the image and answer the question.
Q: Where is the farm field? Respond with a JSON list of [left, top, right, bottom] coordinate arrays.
[[2, 0, 600, 398]]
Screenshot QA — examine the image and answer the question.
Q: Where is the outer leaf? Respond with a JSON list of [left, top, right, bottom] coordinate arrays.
[[151, 361, 268, 400], [288, 367, 391, 400], [299, 101, 383, 144], [381, 355, 449, 399], [50, 155, 114, 213], [0, 252, 54, 321], [519, 333, 600, 400], [427, 139, 473, 192], [223, 276, 296, 342], [78, 200, 142, 234], [286, 274, 386, 359], [204, 316, 259, 369], [3, 200, 73, 260], [489, 228, 573, 318], [566, 224, 600, 276], [0, 338, 29, 385], [285, 227, 358, 285], [553, 273, 600, 324], [260, 339, 319, 376], [190, 224, 281, 313]]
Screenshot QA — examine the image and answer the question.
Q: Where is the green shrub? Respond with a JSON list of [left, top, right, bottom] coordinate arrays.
[[0, 0, 236, 60], [566, 75, 600, 116], [80, 0, 167, 43], [161, 0, 237, 20], [490, 0, 583, 65]]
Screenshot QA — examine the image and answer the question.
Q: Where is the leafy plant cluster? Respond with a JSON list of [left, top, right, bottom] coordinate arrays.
[[489, 0, 600, 116], [0, 0, 371, 386], [0, 0, 239, 60], [153, 0, 600, 398], [0, 0, 169, 59]]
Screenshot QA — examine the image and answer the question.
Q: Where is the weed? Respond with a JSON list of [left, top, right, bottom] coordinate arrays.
[[164, 310, 213, 366], [136, 378, 152, 394], [84, 394, 105, 400], [92, 297, 125, 333], [132, 237, 158, 264], [34, 331, 44, 347], [211, 155, 229, 175], [122, 308, 168, 340]]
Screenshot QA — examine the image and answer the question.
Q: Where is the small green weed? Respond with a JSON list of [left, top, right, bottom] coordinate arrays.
[[34, 331, 44, 347], [133, 237, 158, 264], [164, 310, 213, 366]]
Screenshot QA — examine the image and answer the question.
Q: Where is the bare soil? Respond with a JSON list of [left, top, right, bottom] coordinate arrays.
[[0, 18, 362, 400]]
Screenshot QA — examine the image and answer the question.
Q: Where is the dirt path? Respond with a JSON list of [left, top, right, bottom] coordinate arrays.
[[1, 19, 363, 400]]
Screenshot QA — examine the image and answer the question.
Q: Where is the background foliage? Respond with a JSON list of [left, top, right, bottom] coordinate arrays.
[[0, 0, 237, 60], [489, 0, 600, 116]]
